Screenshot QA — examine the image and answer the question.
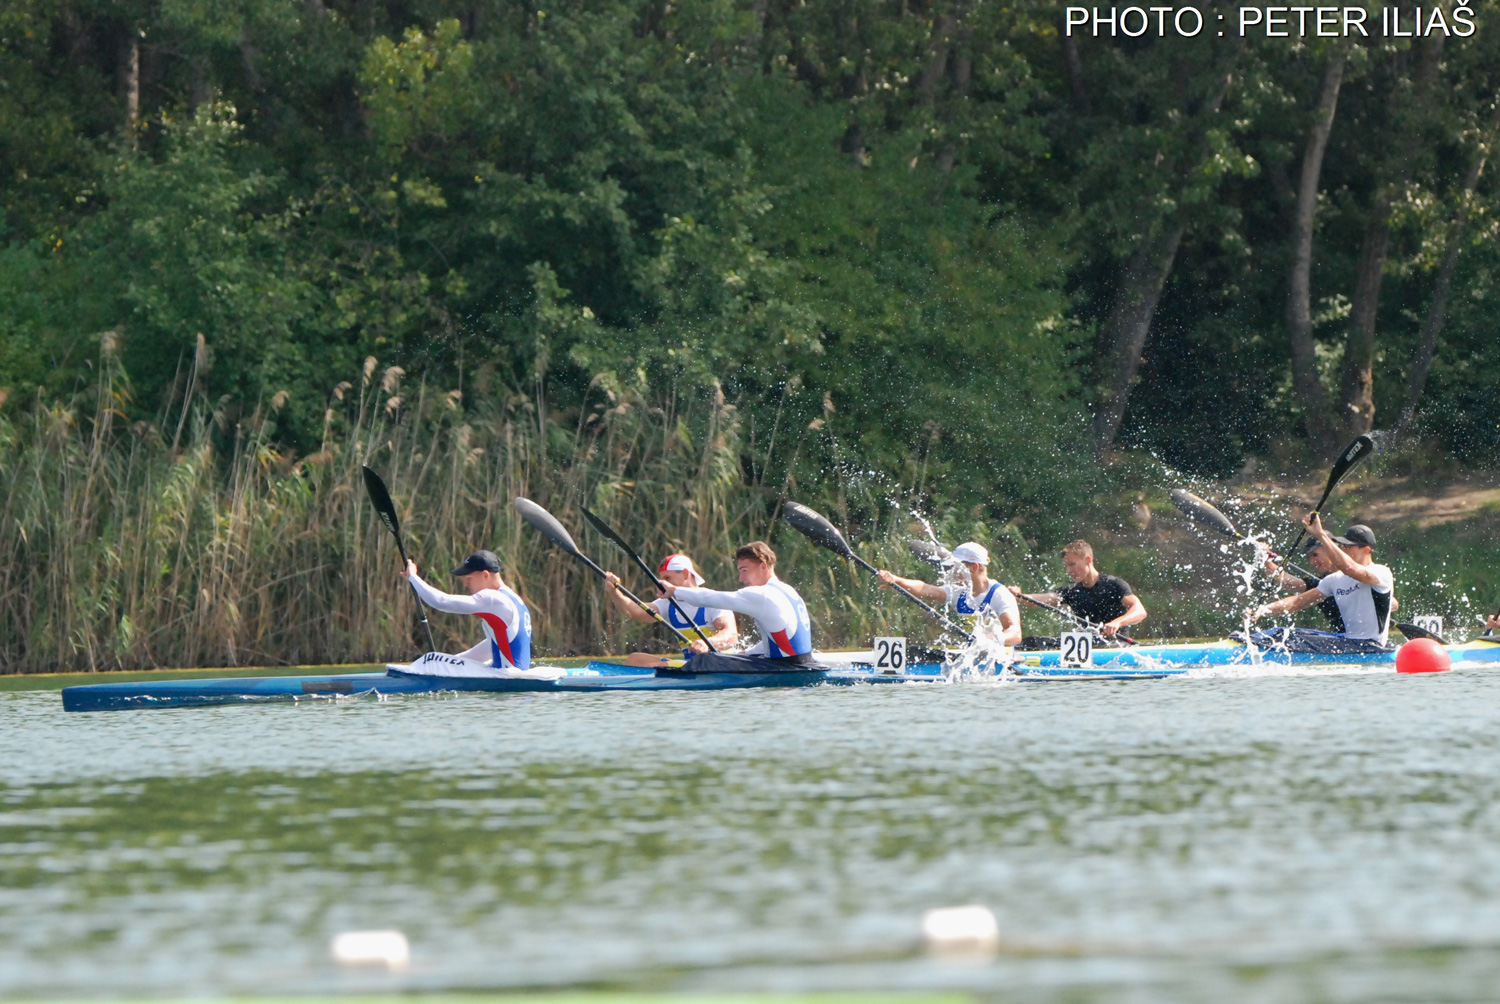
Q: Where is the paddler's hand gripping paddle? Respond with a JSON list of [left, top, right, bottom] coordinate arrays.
[[1285, 434, 1376, 556], [361, 465, 437, 653], [578, 505, 716, 651]]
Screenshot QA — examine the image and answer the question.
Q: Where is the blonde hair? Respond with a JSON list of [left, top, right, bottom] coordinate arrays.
[[1061, 539, 1094, 559]]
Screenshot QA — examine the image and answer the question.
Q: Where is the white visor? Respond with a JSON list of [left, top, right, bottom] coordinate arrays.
[[950, 542, 989, 566]]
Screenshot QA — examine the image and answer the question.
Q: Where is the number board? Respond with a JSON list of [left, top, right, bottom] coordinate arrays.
[[1413, 615, 1444, 636], [1059, 631, 1093, 669], [873, 637, 907, 674]]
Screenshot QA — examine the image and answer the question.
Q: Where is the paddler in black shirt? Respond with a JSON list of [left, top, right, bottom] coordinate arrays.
[[1010, 539, 1147, 638]]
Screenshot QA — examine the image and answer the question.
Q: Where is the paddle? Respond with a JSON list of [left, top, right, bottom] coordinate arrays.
[[578, 504, 717, 651], [1170, 488, 1316, 580], [514, 497, 696, 647], [783, 502, 965, 635], [1285, 434, 1376, 556], [907, 538, 950, 567], [905, 538, 1133, 644], [1396, 621, 1449, 645], [361, 465, 436, 652]]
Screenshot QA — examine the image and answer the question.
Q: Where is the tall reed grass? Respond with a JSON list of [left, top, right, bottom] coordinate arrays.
[[0, 338, 948, 674]]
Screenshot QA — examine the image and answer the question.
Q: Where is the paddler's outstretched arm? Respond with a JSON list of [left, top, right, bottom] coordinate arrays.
[[1247, 587, 1323, 623], [661, 582, 782, 626], [402, 562, 485, 614], [603, 571, 658, 623], [875, 569, 946, 602], [1008, 585, 1062, 606]]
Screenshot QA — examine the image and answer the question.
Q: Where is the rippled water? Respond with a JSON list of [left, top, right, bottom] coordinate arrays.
[[6, 668, 1500, 1002]]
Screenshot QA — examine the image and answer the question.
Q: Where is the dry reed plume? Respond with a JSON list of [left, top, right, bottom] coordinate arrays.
[[1, 343, 933, 674]]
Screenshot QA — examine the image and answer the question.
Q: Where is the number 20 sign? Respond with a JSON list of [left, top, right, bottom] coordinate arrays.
[[1059, 632, 1093, 669]]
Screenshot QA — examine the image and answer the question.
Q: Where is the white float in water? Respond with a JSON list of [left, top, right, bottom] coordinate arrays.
[[921, 904, 1000, 952], [330, 929, 410, 970]]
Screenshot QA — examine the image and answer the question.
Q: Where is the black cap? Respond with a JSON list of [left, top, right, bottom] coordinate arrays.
[[451, 549, 502, 576], [1301, 536, 1326, 554], [1332, 524, 1376, 548]]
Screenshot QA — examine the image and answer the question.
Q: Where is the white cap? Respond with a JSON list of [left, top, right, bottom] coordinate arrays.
[[950, 542, 989, 566], [658, 553, 706, 585]]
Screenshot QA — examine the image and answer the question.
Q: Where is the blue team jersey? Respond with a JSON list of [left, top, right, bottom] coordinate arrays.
[[482, 585, 532, 670], [767, 580, 813, 657]]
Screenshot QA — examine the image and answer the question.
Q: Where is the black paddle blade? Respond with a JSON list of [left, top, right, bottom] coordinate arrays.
[[1169, 489, 1240, 539], [1396, 621, 1449, 646], [361, 465, 401, 537], [907, 538, 952, 566], [579, 505, 627, 551], [1324, 434, 1376, 493], [514, 497, 581, 556], [782, 501, 854, 560]]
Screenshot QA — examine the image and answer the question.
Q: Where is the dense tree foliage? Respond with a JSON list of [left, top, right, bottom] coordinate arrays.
[[2, 0, 1496, 497]]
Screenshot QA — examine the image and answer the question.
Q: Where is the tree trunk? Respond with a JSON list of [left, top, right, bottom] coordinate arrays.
[[1285, 52, 1345, 451], [1090, 223, 1185, 454], [1087, 48, 1241, 456], [1338, 204, 1388, 437], [919, 14, 955, 107], [119, 29, 140, 140], [1060, 26, 1090, 114], [1397, 110, 1497, 432], [936, 21, 971, 173], [1336, 36, 1443, 438]]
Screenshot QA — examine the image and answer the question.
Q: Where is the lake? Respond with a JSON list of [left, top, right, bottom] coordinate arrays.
[[5, 666, 1500, 1003]]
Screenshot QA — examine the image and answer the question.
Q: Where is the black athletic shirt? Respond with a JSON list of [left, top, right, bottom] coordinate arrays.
[[1301, 575, 1346, 633], [1060, 573, 1134, 624]]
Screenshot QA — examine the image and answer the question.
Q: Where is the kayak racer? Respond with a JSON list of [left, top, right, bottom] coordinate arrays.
[[657, 541, 813, 665], [602, 553, 739, 668], [1264, 535, 1399, 633], [1010, 539, 1146, 639], [401, 550, 532, 670], [875, 541, 1022, 645], [1266, 537, 1347, 632], [1245, 518, 1395, 651]]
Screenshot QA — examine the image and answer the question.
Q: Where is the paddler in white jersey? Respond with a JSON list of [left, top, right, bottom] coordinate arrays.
[[401, 549, 533, 669], [657, 541, 814, 664], [1247, 518, 1394, 646], [875, 542, 1022, 646], [602, 553, 738, 668]]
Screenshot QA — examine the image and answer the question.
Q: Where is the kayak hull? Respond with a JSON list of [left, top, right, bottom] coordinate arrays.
[[1014, 637, 1500, 670], [57, 640, 1500, 711], [61, 656, 949, 712]]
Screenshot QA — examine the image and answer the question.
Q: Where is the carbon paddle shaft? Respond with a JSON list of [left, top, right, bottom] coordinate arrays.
[[579, 506, 716, 651], [782, 502, 964, 635], [1286, 434, 1375, 555], [514, 498, 697, 647], [361, 465, 437, 653]]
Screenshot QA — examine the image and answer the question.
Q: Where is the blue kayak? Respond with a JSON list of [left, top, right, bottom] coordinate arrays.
[[1012, 636, 1500, 671], [59, 639, 1500, 711], [61, 654, 949, 713]]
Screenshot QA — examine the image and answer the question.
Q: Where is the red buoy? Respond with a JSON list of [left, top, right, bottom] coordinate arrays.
[[1396, 637, 1451, 674]]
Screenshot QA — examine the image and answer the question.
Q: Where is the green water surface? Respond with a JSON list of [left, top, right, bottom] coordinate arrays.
[[6, 668, 1500, 1002]]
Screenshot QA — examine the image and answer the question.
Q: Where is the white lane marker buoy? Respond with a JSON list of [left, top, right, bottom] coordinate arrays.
[[330, 929, 410, 970], [921, 905, 1000, 953]]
